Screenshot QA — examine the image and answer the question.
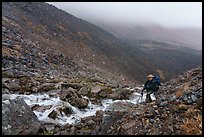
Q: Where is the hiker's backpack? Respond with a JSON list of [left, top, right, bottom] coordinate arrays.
[[152, 76, 161, 91], [153, 75, 161, 85]]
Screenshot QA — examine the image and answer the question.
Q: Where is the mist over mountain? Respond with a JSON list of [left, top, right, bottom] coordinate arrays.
[[93, 21, 202, 51], [2, 2, 202, 135], [48, 2, 202, 51]]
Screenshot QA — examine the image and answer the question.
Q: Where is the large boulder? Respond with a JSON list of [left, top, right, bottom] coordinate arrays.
[[59, 85, 89, 109], [99, 101, 136, 135], [2, 98, 43, 135]]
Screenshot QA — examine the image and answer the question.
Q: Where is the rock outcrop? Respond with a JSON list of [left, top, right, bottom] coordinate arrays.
[[2, 98, 44, 135]]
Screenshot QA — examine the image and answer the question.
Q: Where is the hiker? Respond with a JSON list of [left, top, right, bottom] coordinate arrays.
[[141, 74, 161, 103]]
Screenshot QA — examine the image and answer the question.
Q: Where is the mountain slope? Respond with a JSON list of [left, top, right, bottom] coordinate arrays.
[[2, 2, 202, 84], [98, 67, 202, 135]]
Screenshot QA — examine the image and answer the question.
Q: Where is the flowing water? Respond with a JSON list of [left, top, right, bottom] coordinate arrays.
[[7, 86, 155, 125]]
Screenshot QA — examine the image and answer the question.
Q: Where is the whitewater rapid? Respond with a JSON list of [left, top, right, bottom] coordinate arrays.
[[7, 87, 155, 125]]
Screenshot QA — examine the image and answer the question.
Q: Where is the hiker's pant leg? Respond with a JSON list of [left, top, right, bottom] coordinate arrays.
[[146, 92, 152, 103]]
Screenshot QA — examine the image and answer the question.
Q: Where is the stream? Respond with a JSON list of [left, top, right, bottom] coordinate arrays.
[[7, 87, 155, 125]]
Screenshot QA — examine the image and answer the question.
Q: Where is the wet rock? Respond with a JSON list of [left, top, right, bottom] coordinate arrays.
[[72, 98, 89, 109], [48, 110, 58, 119], [94, 110, 104, 123], [59, 107, 73, 115], [2, 98, 43, 135], [59, 87, 88, 109], [59, 87, 76, 101], [96, 110, 104, 117]]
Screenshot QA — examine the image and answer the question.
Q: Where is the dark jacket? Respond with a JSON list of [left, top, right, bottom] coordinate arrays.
[[143, 78, 160, 92]]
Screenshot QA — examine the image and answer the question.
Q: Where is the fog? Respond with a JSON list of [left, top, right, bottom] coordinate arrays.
[[48, 2, 202, 29]]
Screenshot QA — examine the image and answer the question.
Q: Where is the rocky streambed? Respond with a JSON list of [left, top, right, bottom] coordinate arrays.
[[2, 86, 153, 126], [2, 83, 153, 135]]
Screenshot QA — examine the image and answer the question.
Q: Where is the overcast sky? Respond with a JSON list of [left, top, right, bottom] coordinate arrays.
[[48, 2, 202, 28]]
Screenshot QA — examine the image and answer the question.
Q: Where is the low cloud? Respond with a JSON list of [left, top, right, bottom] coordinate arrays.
[[48, 2, 202, 28]]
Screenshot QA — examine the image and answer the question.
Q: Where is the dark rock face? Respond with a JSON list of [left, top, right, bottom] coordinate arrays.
[[2, 98, 43, 135]]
